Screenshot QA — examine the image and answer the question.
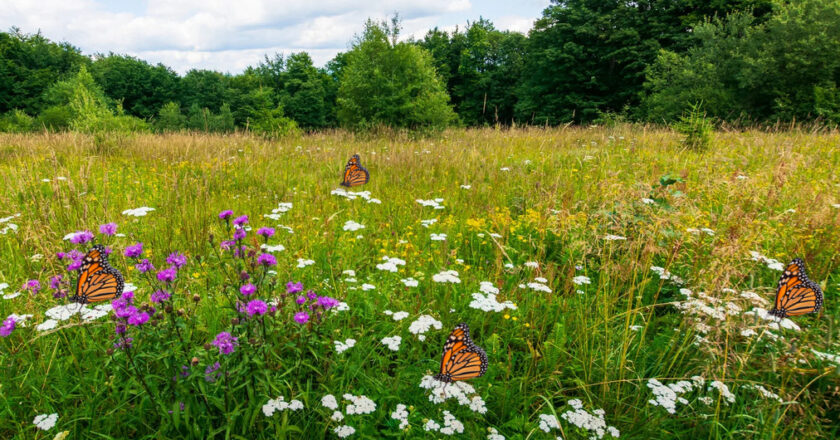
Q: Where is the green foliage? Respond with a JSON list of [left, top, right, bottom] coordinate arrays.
[[0, 28, 90, 114], [674, 102, 714, 150], [91, 53, 180, 120], [643, 0, 840, 124], [337, 17, 456, 130], [155, 101, 186, 132], [0, 109, 35, 132]]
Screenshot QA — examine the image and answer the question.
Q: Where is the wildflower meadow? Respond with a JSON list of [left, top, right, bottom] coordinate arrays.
[[0, 127, 838, 439]]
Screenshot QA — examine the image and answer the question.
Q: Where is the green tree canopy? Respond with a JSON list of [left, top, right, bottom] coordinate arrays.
[[337, 17, 456, 130]]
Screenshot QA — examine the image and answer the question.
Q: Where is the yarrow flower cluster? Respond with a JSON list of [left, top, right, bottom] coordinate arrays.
[[432, 270, 460, 283], [560, 399, 620, 439], [408, 315, 442, 341], [262, 396, 304, 417], [424, 410, 464, 435]]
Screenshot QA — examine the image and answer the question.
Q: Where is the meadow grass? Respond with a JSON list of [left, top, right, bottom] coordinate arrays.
[[0, 127, 838, 439]]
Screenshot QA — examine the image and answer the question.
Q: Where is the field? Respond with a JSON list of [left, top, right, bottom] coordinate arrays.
[[0, 127, 838, 439]]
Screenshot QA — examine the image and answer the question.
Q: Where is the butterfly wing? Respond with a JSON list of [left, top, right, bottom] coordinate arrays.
[[769, 258, 823, 318], [435, 323, 488, 383], [340, 155, 369, 187], [71, 245, 124, 304]]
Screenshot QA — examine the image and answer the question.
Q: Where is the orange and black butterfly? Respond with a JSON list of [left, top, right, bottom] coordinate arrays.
[[434, 323, 488, 383], [768, 258, 823, 318], [340, 154, 369, 187], [70, 244, 124, 304]]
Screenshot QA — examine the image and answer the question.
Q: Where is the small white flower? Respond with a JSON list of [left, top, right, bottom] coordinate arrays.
[[469, 293, 517, 313], [488, 427, 505, 440], [500, 167, 510, 171], [572, 275, 591, 285], [260, 244, 285, 253], [432, 270, 460, 283], [641, 198, 655, 204], [361, 283, 375, 291], [343, 220, 365, 232], [400, 277, 419, 287], [342, 270, 356, 277], [296, 258, 315, 268], [478, 282, 499, 295], [322, 394, 339, 410], [382, 335, 402, 351], [417, 199, 445, 209], [33, 413, 58, 430], [391, 404, 410, 429], [37, 319, 59, 331], [736, 174, 747, 180], [334, 425, 355, 438], [408, 315, 442, 340], [121, 207, 155, 217], [527, 282, 552, 293], [538, 414, 560, 432], [343, 394, 377, 415], [603, 234, 627, 241], [460, 184, 471, 190], [376, 256, 406, 272], [524, 261, 539, 268], [430, 233, 447, 241], [708, 381, 736, 404], [390, 311, 409, 321], [420, 218, 438, 228], [334, 339, 356, 354], [331, 411, 344, 421]]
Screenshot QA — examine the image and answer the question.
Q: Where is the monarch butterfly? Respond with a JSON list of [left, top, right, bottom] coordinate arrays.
[[70, 244, 124, 304], [768, 258, 823, 318], [434, 323, 488, 383], [340, 154, 369, 187]]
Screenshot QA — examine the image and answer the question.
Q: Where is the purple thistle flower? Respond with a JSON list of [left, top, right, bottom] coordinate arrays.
[[115, 304, 138, 320], [114, 337, 133, 350], [24, 279, 41, 295], [257, 253, 277, 267], [233, 215, 249, 227], [220, 240, 236, 251], [135, 259, 155, 273], [246, 299, 268, 316], [114, 321, 126, 335], [103, 246, 113, 255], [0, 317, 16, 337], [218, 210, 234, 220], [56, 252, 66, 260], [316, 296, 340, 309], [125, 242, 144, 258], [204, 362, 221, 382], [70, 230, 94, 244], [121, 290, 135, 302], [286, 281, 303, 294], [67, 260, 83, 271], [128, 311, 150, 326], [166, 252, 187, 268], [157, 267, 177, 283], [295, 295, 306, 305], [294, 311, 310, 324], [306, 290, 317, 301], [151, 290, 171, 303], [211, 332, 238, 355], [240, 283, 256, 297], [233, 228, 246, 241], [68, 250, 84, 261], [99, 223, 118, 236], [257, 227, 275, 239]]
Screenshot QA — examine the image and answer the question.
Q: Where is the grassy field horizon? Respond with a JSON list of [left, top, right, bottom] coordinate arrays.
[[0, 127, 838, 439]]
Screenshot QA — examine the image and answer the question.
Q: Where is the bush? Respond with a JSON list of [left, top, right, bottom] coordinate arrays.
[[155, 102, 186, 132], [674, 102, 713, 151], [0, 110, 35, 132]]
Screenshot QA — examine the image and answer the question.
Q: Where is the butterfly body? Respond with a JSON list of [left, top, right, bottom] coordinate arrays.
[[768, 258, 823, 318], [70, 244, 124, 304], [340, 154, 369, 187], [434, 323, 488, 383]]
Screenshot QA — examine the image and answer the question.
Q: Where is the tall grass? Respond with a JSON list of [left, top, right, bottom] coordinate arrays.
[[0, 127, 838, 439]]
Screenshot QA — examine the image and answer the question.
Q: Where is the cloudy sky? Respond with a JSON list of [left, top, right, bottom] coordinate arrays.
[[1, 0, 550, 75]]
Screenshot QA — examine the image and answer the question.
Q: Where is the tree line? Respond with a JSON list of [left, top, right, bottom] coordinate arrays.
[[1, 0, 838, 134]]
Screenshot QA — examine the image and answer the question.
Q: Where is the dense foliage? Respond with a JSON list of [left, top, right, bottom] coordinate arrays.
[[1, 0, 838, 131]]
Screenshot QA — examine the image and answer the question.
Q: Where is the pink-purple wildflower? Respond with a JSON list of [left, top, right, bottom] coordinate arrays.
[[240, 283, 256, 297], [136, 259, 155, 273], [166, 252, 187, 268], [0, 317, 16, 337], [125, 242, 144, 258], [99, 223, 118, 236], [246, 299, 268, 316], [157, 267, 177, 283], [294, 311, 310, 324], [70, 230, 94, 244], [211, 332, 238, 355], [257, 253, 277, 266], [257, 227, 275, 239], [286, 281, 303, 294], [151, 290, 171, 303], [233, 215, 249, 227]]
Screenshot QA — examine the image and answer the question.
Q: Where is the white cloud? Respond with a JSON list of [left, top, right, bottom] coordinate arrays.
[[0, 0, 543, 74]]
